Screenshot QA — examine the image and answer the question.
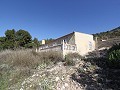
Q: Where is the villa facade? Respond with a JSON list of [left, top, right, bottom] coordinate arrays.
[[37, 32, 95, 56]]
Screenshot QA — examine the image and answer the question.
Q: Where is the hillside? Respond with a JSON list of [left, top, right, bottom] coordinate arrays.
[[97, 37, 120, 49], [93, 26, 120, 49], [1, 50, 120, 90], [93, 26, 120, 40]]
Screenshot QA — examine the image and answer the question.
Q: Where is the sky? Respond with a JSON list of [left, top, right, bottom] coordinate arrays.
[[0, 0, 120, 40]]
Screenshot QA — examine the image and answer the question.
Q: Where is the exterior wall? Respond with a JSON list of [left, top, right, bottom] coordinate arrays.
[[39, 44, 62, 52], [63, 43, 77, 56], [41, 40, 45, 44], [74, 32, 95, 56]]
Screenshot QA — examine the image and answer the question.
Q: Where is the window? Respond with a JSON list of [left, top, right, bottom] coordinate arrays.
[[89, 41, 92, 50], [64, 39, 67, 44]]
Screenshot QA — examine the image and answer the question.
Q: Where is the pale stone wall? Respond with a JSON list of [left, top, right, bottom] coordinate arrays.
[[39, 44, 62, 52], [38, 41, 77, 57], [74, 32, 95, 56], [63, 44, 77, 56]]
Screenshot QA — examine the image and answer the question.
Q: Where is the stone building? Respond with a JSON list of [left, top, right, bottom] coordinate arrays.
[[37, 32, 95, 56]]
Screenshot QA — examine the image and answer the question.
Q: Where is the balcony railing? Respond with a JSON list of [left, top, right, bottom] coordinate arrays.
[[63, 44, 77, 51], [38, 43, 77, 52]]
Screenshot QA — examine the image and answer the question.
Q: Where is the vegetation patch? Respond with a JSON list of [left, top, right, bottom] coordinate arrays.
[[0, 50, 63, 89], [107, 44, 120, 68], [64, 53, 81, 66]]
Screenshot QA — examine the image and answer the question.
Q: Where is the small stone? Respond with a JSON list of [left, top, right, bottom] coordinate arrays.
[[61, 86, 65, 89], [32, 74, 35, 77], [21, 81, 25, 86], [55, 77, 59, 81], [30, 85, 32, 87], [36, 74, 39, 76], [65, 83, 68, 87], [84, 68, 87, 71], [62, 77, 64, 80], [76, 75, 81, 79], [106, 79, 112, 83], [94, 74, 98, 77], [9, 79, 12, 81], [20, 88, 23, 90], [39, 83, 41, 85]]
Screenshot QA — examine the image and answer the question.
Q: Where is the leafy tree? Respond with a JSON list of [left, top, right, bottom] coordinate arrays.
[[5, 29, 16, 40], [0, 37, 6, 43], [24, 41, 34, 48], [0, 37, 6, 50], [45, 38, 54, 44], [0, 29, 37, 50], [4, 29, 16, 49], [16, 30, 32, 47], [33, 38, 40, 48]]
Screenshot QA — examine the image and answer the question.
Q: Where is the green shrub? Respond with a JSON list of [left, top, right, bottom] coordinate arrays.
[[64, 57, 75, 66], [107, 50, 120, 68], [0, 72, 9, 90], [0, 50, 62, 69], [107, 44, 120, 68], [108, 43, 120, 53], [35, 51, 63, 65], [64, 53, 81, 66]]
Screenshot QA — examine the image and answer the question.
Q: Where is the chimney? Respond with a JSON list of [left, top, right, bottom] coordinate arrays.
[[42, 40, 45, 45]]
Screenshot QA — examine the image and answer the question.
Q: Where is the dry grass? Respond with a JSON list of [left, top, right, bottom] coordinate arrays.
[[0, 49, 63, 89], [0, 49, 62, 68]]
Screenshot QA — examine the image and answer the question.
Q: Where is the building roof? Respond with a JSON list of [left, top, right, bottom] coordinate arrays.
[[40, 32, 75, 46], [53, 31, 75, 41], [40, 31, 93, 46]]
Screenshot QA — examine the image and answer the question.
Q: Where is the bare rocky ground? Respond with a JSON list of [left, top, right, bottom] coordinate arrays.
[[72, 57, 120, 90], [9, 60, 85, 90]]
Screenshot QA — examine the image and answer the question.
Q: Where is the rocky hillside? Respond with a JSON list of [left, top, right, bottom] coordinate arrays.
[[0, 50, 84, 90], [1, 49, 120, 90], [93, 26, 120, 40], [8, 51, 120, 90], [93, 26, 120, 49], [9, 61, 84, 90], [98, 37, 120, 49]]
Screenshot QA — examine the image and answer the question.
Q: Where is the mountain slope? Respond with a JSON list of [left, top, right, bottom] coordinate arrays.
[[93, 26, 120, 49], [93, 26, 120, 40]]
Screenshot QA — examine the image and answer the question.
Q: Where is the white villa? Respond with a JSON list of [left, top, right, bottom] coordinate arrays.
[[37, 32, 95, 56]]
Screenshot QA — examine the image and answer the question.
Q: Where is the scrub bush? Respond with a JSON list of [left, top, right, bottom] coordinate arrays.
[[107, 44, 120, 68], [64, 53, 81, 66]]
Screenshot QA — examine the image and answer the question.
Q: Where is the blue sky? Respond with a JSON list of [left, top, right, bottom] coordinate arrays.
[[0, 0, 120, 40]]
